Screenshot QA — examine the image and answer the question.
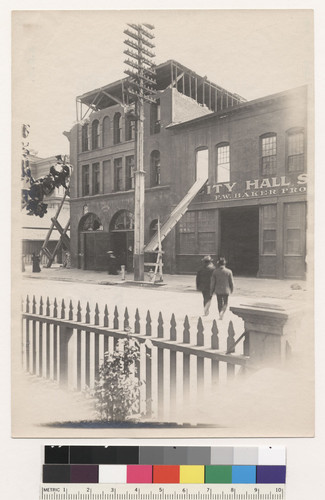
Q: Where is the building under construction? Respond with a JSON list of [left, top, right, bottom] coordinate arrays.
[[66, 59, 308, 279]]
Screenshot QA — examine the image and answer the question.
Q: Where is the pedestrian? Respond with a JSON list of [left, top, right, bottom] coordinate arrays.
[[107, 251, 118, 275], [210, 257, 234, 320], [196, 255, 215, 316], [31, 252, 41, 273]]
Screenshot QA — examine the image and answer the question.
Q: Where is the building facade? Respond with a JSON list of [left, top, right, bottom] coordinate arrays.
[[67, 60, 308, 279]]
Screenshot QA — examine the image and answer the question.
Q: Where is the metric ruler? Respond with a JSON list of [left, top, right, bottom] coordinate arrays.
[[40, 484, 286, 500]]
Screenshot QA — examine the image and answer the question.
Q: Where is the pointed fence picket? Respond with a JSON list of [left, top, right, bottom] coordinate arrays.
[[21, 295, 249, 421]]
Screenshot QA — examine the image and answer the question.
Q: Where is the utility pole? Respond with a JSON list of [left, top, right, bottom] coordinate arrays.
[[124, 24, 156, 281]]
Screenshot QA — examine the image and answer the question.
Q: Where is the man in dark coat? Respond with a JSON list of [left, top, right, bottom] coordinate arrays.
[[210, 257, 234, 320], [196, 255, 215, 316]]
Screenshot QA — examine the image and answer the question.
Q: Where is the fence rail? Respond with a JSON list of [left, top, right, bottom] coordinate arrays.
[[21, 295, 249, 421]]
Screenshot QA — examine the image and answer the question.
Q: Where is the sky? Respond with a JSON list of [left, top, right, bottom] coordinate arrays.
[[12, 9, 314, 158]]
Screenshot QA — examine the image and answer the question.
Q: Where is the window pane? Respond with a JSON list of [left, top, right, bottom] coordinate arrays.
[[261, 155, 277, 175], [261, 135, 276, 175], [262, 135, 276, 156], [198, 232, 215, 253], [102, 117, 110, 147], [288, 132, 303, 155], [82, 125, 88, 152], [92, 163, 100, 194], [263, 204, 277, 221], [286, 228, 301, 254], [126, 156, 135, 190], [114, 158, 123, 191], [198, 210, 215, 231], [82, 165, 89, 196], [216, 145, 230, 183], [263, 229, 276, 254], [288, 154, 304, 172], [179, 212, 196, 232], [179, 233, 196, 253]]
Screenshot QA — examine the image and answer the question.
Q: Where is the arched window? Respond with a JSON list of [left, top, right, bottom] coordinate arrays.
[[91, 120, 99, 150], [215, 142, 230, 183], [113, 112, 122, 144], [110, 210, 135, 231], [286, 128, 304, 172], [79, 213, 103, 232], [102, 116, 110, 147], [260, 133, 277, 176], [125, 115, 135, 141], [150, 150, 161, 187], [81, 123, 89, 152]]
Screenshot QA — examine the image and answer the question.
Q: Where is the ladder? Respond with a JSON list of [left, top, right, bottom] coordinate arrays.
[[144, 217, 164, 283], [39, 191, 70, 268], [144, 176, 208, 253]]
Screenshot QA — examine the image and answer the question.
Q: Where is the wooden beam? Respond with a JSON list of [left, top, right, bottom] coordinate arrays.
[[102, 90, 124, 106], [167, 70, 185, 89], [81, 91, 101, 120]]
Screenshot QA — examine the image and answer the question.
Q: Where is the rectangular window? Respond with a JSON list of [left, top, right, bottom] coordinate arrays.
[[114, 158, 123, 192], [82, 165, 90, 196], [261, 135, 277, 175], [284, 202, 305, 255], [178, 210, 216, 255], [103, 159, 111, 193], [216, 144, 230, 183], [125, 155, 135, 190], [198, 232, 215, 253], [261, 204, 277, 255], [263, 229, 277, 254], [92, 163, 100, 195], [287, 131, 304, 172], [150, 100, 161, 135]]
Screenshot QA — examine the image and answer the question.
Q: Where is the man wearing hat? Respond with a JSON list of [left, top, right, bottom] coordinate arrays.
[[210, 257, 234, 320], [196, 255, 215, 316]]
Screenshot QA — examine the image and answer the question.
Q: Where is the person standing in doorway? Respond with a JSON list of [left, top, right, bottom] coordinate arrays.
[[196, 255, 215, 316], [107, 251, 118, 275], [210, 257, 234, 320]]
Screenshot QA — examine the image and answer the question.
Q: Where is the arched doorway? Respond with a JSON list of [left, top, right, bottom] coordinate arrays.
[[78, 213, 109, 270], [109, 210, 134, 271]]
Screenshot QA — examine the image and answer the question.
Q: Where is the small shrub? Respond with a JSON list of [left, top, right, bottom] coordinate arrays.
[[93, 337, 142, 422]]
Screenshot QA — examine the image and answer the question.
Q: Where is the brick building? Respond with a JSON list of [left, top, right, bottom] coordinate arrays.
[[66, 60, 308, 279]]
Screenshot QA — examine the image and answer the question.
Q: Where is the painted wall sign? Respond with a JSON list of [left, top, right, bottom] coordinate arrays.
[[205, 174, 307, 201]]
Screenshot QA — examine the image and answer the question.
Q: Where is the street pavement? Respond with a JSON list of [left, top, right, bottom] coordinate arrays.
[[20, 264, 310, 349]]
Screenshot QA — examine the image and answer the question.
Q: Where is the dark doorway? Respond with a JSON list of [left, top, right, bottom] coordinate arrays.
[[78, 213, 108, 270], [220, 206, 259, 276], [109, 210, 135, 272], [83, 232, 109, 270]]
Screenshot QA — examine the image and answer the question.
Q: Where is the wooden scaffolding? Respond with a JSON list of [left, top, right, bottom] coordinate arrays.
[[39, 191, 70, 268]]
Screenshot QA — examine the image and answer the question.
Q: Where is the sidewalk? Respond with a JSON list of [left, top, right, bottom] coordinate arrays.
[[23, 264, 309, 302]]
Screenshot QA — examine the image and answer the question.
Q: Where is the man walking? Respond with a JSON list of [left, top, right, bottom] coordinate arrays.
[[210, 257, 234, 320], [196, 255, 215, 316]]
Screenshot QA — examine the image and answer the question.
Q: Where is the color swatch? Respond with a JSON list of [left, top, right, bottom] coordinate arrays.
[[43, 446, 286, 485]]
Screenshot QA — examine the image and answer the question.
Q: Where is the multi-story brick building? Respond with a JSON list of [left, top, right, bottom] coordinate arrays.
[[66, 60, 308, 279]]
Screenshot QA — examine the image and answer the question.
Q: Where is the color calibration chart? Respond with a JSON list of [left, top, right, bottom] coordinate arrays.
[[41, 446, 286, 500]]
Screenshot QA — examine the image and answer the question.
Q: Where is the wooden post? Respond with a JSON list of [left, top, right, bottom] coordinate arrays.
[[59, 325, 74, 387]]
